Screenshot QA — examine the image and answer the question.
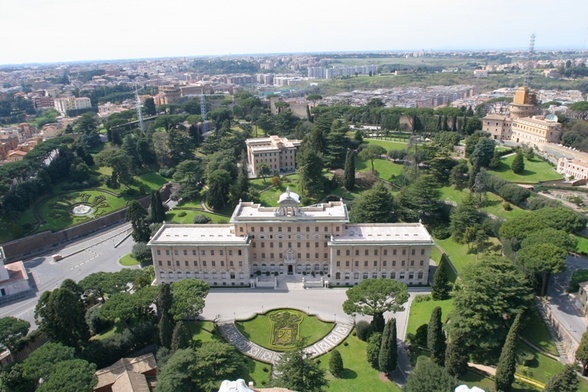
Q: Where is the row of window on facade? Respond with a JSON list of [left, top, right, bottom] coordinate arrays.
[[157, 249, 243, 256], [334, 271, 424, 280], [159, 260, 244, 268], [243, 225, 337, 233], [160, 270, 245, 280], [251, 263, 328, 271]]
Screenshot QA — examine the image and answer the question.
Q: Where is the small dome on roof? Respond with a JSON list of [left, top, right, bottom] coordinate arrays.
[[278, 186, 300, 204]]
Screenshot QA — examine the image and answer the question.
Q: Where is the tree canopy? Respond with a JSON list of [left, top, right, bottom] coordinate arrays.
[[343, 279, 408, 319], [274, 344, 328, 392], [349, 183, 396, 223], [170, 279, 209, 321]]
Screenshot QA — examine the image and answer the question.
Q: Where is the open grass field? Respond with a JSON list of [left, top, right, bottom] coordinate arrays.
[[318, 334, 400, 392], [489, 155, 562, 184], [363, 138, 407, 152], [135, 171, 168, 190], [235, 309, 334, 352], [516, 341, 563, 385], [439, 186, 529, 220], [576, 236, 588, 255], [356, 157, 404, 181], [186, 320, 271, 387], [434, 237, 479, 275], [167, 197, 231, 224], [406, 296, 454, 338]]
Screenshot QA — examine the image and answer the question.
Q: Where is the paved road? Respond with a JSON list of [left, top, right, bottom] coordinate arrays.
[[547, 254, 588, 342], [0, 223, 136, 328]]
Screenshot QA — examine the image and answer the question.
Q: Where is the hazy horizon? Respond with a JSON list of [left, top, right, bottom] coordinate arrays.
[[1, 0, 587, 65]]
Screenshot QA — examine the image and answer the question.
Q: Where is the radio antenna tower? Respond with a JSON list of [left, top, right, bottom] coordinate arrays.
[[200, 92, 207, 134], [524, 33, 535, 87], [135, 85, 145, 134]]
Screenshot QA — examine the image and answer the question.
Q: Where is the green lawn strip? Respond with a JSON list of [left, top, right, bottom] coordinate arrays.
[[406, 296, 454, 338], [119, 253, 140, 266], [434, 237, 479, 275], [318, 334, 400, 392], [92, 319, 126, 341], [515, 341, 566, 385], [439, 186, 529, 221], [167, 210, 229, 224], [488, 155, 562, 184], [135, 171, 167, 190], [568, 268, 588, 293], [461, 369, 541, 392], [235, 309, 334, 352], [519, 307, 559, 356], [187, 320, 271, 387], [363, 139, 407, 151], [430, 246, 443, 264]]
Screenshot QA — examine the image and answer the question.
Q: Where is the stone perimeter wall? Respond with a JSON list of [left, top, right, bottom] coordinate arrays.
[[1, 187, 171, 263]]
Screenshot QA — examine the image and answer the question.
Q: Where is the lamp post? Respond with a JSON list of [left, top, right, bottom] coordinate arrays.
[[334, 313, 336, 323]]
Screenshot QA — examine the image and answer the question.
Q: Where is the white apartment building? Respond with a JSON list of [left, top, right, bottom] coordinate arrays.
[[511, 116, 562, 147], [557, 157, 588, 180], [54, 97, 92, 114]]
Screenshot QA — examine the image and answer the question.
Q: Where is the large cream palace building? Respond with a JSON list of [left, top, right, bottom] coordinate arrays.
[[148, 189, 434, 287]]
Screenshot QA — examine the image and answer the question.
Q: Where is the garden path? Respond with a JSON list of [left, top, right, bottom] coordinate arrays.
[[217, 320, 353, 365]]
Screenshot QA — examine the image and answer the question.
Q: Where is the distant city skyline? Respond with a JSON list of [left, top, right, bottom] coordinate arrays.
[[1, 0, 587, 65]]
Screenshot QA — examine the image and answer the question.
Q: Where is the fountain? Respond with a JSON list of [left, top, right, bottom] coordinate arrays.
[[72, 204, 94, 216]]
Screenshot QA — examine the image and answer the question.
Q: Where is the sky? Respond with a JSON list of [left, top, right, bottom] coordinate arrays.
[[1, 0, 587, 65]]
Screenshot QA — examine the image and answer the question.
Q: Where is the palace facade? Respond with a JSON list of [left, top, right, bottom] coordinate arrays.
[[148, 189, 434, 287]]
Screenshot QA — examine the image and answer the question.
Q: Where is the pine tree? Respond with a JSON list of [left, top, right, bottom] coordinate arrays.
[[445, 331, 469, 377], [378, 318, 397, 374], [427, 307, 446, 366], [543, 364, 579, 392], [370, 312, 385, 334], [329, 349, 344, 377], [495, 313, 522, 392], [171, 321, 191, 353], [431, 258, 451, 300], [512, 150, 525, 174], [343, 150, 355, 190]]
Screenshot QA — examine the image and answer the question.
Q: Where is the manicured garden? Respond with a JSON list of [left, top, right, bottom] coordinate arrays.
[[119, 253, 140, 266], [363, 139, 407, 152], [235, 309, 334, 351], [489, 155, 562, 183], [405, 296, 454, 339]]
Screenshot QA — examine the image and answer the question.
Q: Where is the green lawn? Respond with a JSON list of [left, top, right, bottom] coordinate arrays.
[[186, 321, 271, 387], [516, 341, 563, 385], [567, 268, 588, 293], [576, 236, 588, 255], [461, 369, 540, 392], [119, 253, 140, 266], [363, 138, 407, 152], [434, 237, 479, 275], [356, 158, 404, 182], [520, 307, 558, 356], [406, 296, 454, 339], [439, 186, 529, 221], [235, 309, 334, 352], [489, 156, 562, 184], [318, 334, 400, 392], [135, 171, 168, 190]]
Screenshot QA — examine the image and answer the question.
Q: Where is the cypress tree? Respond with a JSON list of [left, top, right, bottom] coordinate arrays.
[[343, 150, 355, 190], [370, 312, 385, 334], [150, 191, 166, 223], [329, 349, 344, 377], [445, 331, 469, 377], [366, 332, 382, 369], [171, 321, 191, 353], [378, 318, 398, 374], [495, 313, 522, 392], [158, 311, 174, 349], [431, 258, 451, 300], [158, 283, 175, 349], [511, 150, 525, 174], [427, 307, 446, 366]]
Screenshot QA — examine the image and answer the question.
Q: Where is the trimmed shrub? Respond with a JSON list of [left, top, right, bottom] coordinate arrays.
[[356, 321, 371, 342]]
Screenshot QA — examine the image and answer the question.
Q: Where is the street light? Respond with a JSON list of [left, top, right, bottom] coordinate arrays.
[[334, 313, 336, 323]]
